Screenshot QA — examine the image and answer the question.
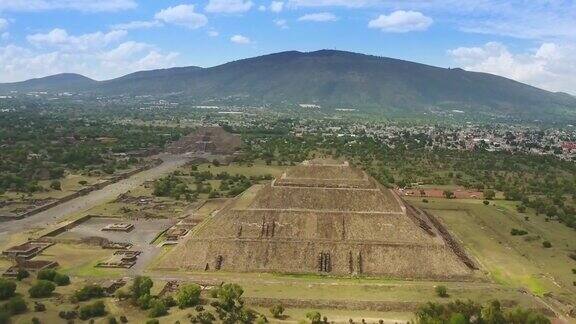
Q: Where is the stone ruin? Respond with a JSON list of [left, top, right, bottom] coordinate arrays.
[[159, 159, 476, 279]]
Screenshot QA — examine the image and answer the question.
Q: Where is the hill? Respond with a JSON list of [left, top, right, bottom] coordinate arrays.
[[1, 50, 575, 118], [0, 73, 97, 92]]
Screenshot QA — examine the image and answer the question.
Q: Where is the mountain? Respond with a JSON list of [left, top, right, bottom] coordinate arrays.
[[0, 73, 96, 92], [2, 50, 576, 118]]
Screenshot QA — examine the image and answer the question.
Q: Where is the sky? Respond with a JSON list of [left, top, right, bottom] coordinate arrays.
[[0, 0, 575, 94]]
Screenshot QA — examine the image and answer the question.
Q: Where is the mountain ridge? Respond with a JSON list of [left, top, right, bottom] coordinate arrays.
[[1, 50, 575, 118]]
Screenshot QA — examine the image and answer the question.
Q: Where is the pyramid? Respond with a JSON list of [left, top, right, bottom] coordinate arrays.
[[159, 160, 474, 279]]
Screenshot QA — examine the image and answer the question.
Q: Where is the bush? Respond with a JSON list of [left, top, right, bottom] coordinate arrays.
[[16, 269, 29, 281], [270, 304, 285, 318], [162, 295, 177, 308], [108, 316, 118, 324], [306, 311, 322, 324], [3, 296, 27, 315], [79, 300, 106, 320], [74, 284, 105, 302], [130, 276, 153, 302], [422, 199, 429, 203], [483, 200, 490, 205], [145, 320, 159, 324], [0, 279, 17, 300], [572, 269, 576, 274], [542, 241, 552, 248], [34, 302, 46, 312], [58, 310, 78, 320], [119, 315, 128, 323], [31, 317, 41, 324], [36, 269, 57, 281], [28, 280, 56, 298], [53, 273, 70, 286], [137, 293, 153, 310], [435, 285, 448, 298], [0, 311, 10, 324], [148, 299, 168, 318], [510, 228, 528, 236], [176, 283, 201, 309]]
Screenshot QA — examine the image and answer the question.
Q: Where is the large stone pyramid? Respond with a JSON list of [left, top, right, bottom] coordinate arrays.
[[159, 160, 474, 279]]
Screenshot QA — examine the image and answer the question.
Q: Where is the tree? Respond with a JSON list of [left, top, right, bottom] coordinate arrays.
[[53, 273, 70, 286], [435, 285, 448, 298], [16, 269, 29, 281], [443, 190, 455, 199], [130, 276, 153, 302], [176, 283, 201, 309], [306, 311, 322, 324], [79, 300, 106, 320], [481, 300, 506, 324], [484, 189, 496, 200], [542, 241, 552, 248], [73, 284, 105, 302], [28, 280, 56, 298], [50, 180, 62, 191], [0, 279, 16, 300], [269, 304, 285, 319], [148, 299, 167, 318], [4, 296, 27, 315]]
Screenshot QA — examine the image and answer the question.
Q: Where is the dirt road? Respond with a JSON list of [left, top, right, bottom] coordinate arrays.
[[0, 154, 189, 246]]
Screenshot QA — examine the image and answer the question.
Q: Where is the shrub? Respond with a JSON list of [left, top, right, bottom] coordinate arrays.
[[146, 320, 159, 324], [3, 296, 27, 315], [79, 300, 106, 320], [74, 284, 105, 302], [119, 315, 128, 323], [36, 269, 57, 281], [53, 273, 70, 286], [569, 253, 576, 261], [31, 317, 41, 324], [34, 302, 46, 312], [16, 269, 29, 281], [435, 285, 448, 298], [162, 295, 177, 308], [542, 241, 552, 248], [28, 280, 56, 298], [108, 316, 118, 324], [137, 294, 153, 310], [0, 279, 17, 300], [270, 304, 285, 318], [483, 200, 490, 205], [510, 228, 528, 236], [306, 311, 322, 324], [572, 269, 576, 274], [422, 199, 429, 203], [130, 276, 153, 302], [0, 311, 10, 324], [148, 299, 168, 318], [58, 310, 78, 320], [176, 283, 201, 309]]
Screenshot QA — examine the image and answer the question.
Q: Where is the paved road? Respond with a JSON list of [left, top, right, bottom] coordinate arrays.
[[0, 154, 189, 246]]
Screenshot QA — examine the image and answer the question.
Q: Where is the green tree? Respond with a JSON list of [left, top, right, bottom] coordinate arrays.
[[28, 280, 56, 298], [443, 190, 455, 199], [0, 279, 16, 300], [435, 285, 448, 298], [176, 283, 201, 309], [148, 299, 167, 318], [483, 189, 496, 200], [130, 276, 153, 302], [269, 304, 285, 319], [50, 180, 62, 191], [4, 296, 27, 315], [306, 311, 322, 324]]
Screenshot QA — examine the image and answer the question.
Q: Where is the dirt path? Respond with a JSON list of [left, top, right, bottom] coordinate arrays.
[[0, 154, 189, 246]]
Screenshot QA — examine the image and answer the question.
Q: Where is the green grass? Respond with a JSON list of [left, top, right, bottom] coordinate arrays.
[[409, 197, 576, 303]]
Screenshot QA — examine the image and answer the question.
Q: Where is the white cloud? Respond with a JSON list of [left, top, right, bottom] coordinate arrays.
[[270, 1, 284, 13], [1, 32, 9, 41], [111, 20, 163, 30], [230, 34, 251, 44], [274, 19, 288, 29], [205, 0, 253, 13], [0, 0, 137, 12], [368, 10, 432, 32], [0, 41, 179, 82], [298, 12, 337, 22], [155, 4, 208, 29], [208, 30, 220, 37], [258, 5, 267, 11], [449, 42, 576, 94], [287, 1, 576, 40], [0, 18, 8, 31], [27, 28, 127, 52]]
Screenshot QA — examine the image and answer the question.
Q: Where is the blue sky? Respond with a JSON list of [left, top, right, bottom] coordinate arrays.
[[0, 0, 575, 94]]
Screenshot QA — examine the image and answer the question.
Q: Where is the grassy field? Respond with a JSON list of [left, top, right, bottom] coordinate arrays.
[[408, 197, 576, 311]]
